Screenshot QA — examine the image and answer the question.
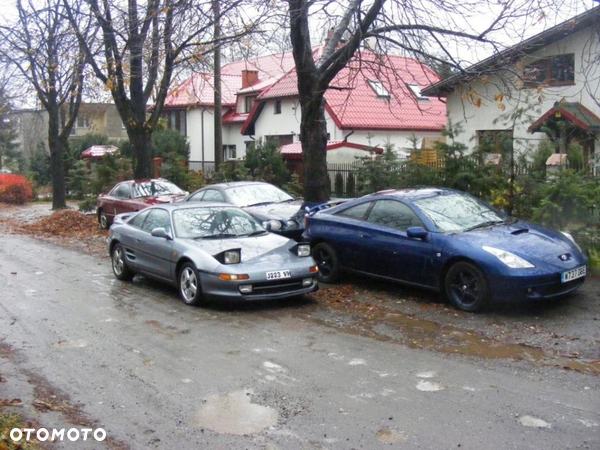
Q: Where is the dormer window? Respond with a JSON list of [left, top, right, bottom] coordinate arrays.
[[407, 84, 429, 101], [244, 96, 257, 113], [368, 80, 390, 99]]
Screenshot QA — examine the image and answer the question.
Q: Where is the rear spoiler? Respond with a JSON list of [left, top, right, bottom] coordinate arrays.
[[304, 199, 351, 215]]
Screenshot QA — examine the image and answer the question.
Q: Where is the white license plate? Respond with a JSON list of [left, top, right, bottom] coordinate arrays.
[[561, 265, 586, 283], [266, 270, 291, 280]]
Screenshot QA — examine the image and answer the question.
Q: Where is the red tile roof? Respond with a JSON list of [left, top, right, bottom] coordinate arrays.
[[259, 52, 445, 131], [222, 110, 249, 124], [80, 145, 119, 159], [164, 73, 242, 108], [221, 52, 296, 79], [280, 140, 383, 160], [164, 50, 445, 133]]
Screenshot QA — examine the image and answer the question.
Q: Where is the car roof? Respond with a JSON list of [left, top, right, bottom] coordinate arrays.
[[199, 181, 271, 189], [151, 202, 239, 211], [364, 187, 459, 202]]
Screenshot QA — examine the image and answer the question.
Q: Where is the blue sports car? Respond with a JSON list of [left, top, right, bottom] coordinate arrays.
[[303, 188, 587, 311]]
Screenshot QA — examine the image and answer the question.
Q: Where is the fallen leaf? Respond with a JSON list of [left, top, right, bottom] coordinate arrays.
[[0, 398, 23, 406]]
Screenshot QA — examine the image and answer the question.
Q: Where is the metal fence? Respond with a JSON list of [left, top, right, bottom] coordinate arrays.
[[326, 157, 600, 198]]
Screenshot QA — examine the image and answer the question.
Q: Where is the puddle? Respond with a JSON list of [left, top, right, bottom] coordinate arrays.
[[518, 415, 551, 428], [302, 299, 600, 374], [195, 390, 278, 435], [377, 428, 408, 443], [416, 380, 445, 392]]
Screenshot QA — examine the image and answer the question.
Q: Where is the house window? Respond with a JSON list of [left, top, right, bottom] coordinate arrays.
[[523, 54, 574, 88], [274, 100, 282, 115], [76, 114, 89, 128], [368, 80, 390, 99], [162, 110, 187, 136], [223, 145, 237, 160], [477, 130, 513, 154], [407, 84, 429, 101], [244, 96, 257, 113]]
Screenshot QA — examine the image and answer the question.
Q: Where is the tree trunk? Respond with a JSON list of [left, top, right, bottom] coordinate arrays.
[[47, 113, 67, 210], [301, 96, 329, 203], [213, 0, 223, 170], [128, 126, 153, 179]]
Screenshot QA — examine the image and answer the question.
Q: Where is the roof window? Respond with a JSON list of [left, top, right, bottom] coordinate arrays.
[[368, 80, 390, 99], [407, 84, 429, 101]]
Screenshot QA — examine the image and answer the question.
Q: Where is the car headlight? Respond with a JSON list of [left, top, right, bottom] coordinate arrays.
[[297, 244, 310, 257], [224, 250, 241, 264], [264, 220, 282, 231], [561, 231, 582, 252], [482, 246, 535, 269], [285, 220, 299, 229]]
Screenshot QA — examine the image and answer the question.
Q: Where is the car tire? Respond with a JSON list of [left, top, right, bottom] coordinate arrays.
[[445, 261, 489, 312], [312, 243, 340, 283], [179, 262, 204, 306], [111, 243, 134, 281], [99, 209, 109, 230]]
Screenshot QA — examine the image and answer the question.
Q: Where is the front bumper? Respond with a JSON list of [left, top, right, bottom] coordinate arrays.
[[202, 274, 319, 302], [488, 271, 586, 302]]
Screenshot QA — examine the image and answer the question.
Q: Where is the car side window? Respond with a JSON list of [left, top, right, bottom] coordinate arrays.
[[128, 210, 150, 228], [202, 189, 225, 202], [142, 209, 171, 233], [367, 200, 424, 231], [114, 184, 131, 199], [188, 191, 205, 202], [335, 202, 372, 221]]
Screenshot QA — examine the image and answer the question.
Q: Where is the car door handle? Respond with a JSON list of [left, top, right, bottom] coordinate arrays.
[[360, 234, 372, 239]]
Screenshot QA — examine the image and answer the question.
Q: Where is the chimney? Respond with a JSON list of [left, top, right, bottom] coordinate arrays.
[[241, 70, 259, 89]]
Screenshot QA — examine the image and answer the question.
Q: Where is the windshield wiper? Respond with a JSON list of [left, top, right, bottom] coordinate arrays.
[[278, 198, 296, 203], [464, 220, 506, 232], [242, 230, 268, 237], [195, 233, 237, 240], [246, 201, 274, 207]]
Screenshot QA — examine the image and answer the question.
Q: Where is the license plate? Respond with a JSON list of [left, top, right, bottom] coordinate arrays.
[[561, 265, 586, 283], [266, 270, 291, 280]]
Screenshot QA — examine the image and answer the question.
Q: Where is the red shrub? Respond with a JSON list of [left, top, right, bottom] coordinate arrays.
[[0, 174, 34, 204]]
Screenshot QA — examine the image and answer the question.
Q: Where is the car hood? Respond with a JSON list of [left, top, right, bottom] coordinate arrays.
[[188, 233, 297, 262], [243, 201, 305, 222], [453, 220, 577, 261]]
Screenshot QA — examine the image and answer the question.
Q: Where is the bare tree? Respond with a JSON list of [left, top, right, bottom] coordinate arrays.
[[64, 0, 258, 179], [286, 0, 569, 202], [0, 0, 88, 209]]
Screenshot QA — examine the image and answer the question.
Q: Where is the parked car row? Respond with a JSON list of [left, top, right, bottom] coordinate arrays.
[[101, 180, 587, 311]]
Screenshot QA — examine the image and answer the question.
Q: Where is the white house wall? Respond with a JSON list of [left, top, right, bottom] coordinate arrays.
[[446, 26, 600, 160], [187, 107, 215, 163], [251, 98, 442, 154]]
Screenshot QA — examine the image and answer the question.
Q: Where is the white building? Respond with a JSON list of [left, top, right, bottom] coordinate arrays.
[[422, 7, 600, 170]]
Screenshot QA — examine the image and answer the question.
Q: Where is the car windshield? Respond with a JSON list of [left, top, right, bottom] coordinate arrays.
[[133, 180, 185, 198], [172, 206, 266, 239], [412, 192, 506, 233], [225, 184, 293, 207]]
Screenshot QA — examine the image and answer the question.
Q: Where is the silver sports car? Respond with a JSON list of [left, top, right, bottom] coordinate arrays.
[[107, 203, 319, 305]]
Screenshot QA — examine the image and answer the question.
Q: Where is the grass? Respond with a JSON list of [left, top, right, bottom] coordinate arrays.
[[0, 411, 40, 450]]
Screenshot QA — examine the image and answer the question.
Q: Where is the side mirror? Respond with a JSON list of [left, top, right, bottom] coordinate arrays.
[[151, 227, 172, 240], [407, 226, 429, 241]]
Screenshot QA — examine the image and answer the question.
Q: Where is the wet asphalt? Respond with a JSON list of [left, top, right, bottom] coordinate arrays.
[[0, 233, 599, 449]]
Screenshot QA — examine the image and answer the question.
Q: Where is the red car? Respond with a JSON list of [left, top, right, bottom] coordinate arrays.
[[97, 179, 187, 229]]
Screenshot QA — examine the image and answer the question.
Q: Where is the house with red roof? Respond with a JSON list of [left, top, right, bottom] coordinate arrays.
[[162, 48, 446, 171], [422, 6, 600, 171]]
